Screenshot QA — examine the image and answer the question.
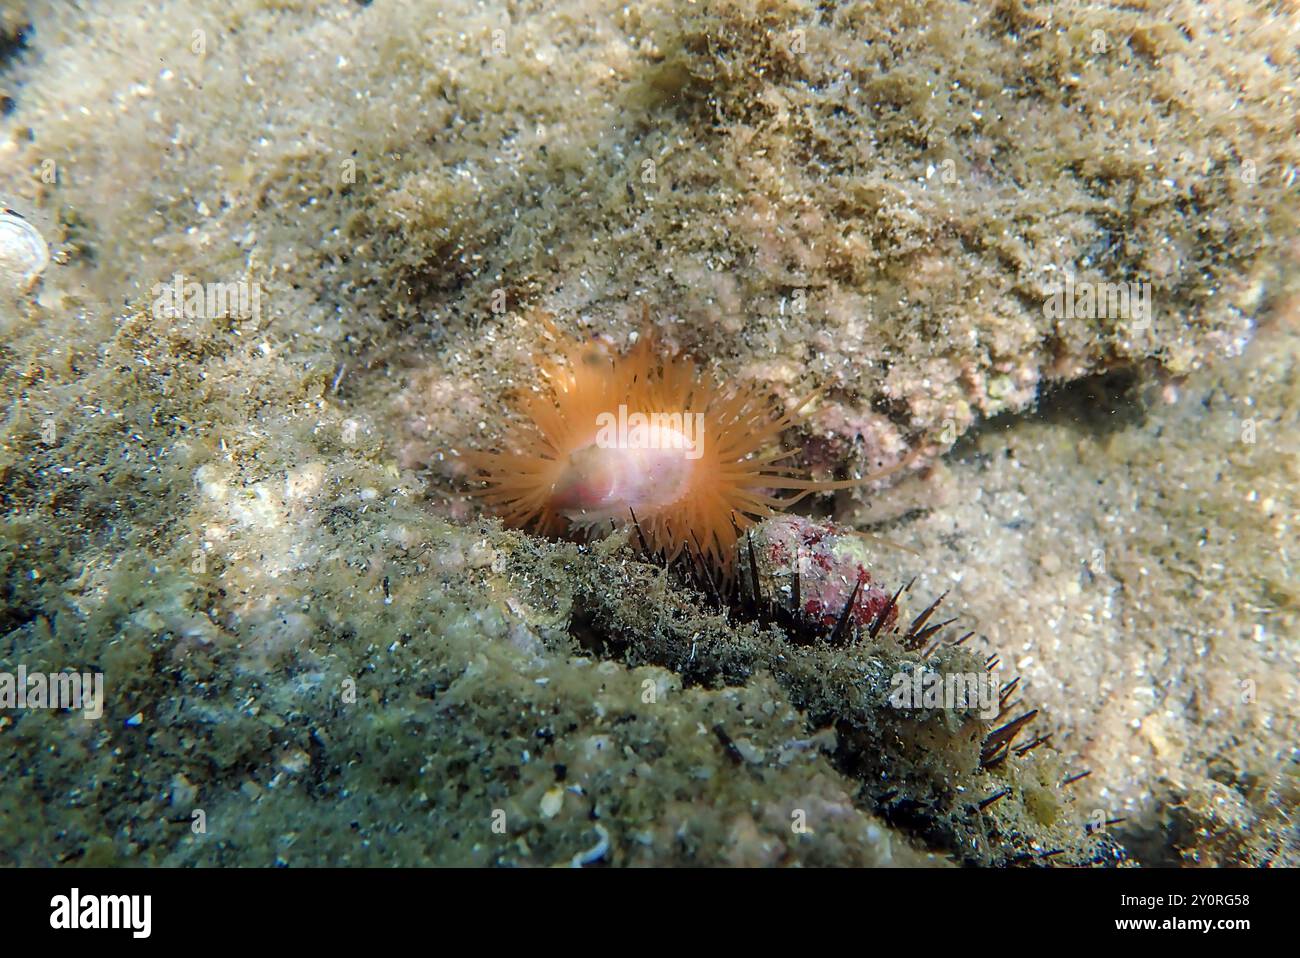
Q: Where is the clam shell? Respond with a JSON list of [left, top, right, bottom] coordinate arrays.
[[0, 208, 51, 288]]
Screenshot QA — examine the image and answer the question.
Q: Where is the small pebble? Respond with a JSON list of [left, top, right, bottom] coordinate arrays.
[[540, 785, 564, 818]]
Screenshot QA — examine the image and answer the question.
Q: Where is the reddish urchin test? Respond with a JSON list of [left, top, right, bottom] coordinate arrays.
[[462, 315, 917, 573], [740, 514, 901, 634]]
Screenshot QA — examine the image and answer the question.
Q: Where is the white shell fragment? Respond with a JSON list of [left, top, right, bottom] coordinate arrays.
[[0, 207, 51, 291]]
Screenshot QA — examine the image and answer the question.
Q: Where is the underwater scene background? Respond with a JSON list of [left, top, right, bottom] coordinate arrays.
[[0, 0, 1296, 866]]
